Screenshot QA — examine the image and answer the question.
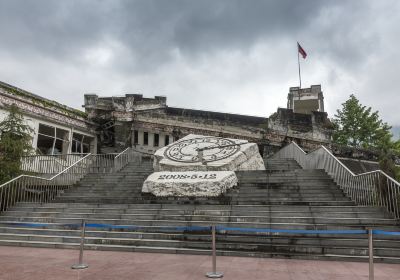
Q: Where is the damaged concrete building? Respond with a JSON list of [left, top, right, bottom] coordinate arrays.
[[1, 80, 390, 170], [0, 81, 97, 155], [83, 85, 333, 155]]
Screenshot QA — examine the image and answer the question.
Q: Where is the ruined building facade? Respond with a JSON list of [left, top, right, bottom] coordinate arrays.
[[83, 85, 333, 155], [1, 80, 393, 165], [0, 81, 97, 155]]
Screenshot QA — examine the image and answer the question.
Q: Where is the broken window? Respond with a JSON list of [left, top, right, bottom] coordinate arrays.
[[143, 132, 148, 146], [154, 133, 159, 147], [133, 130, 139, 144], [36, 124, 69, 155], [72, 133, 94, 154], [164, 135, 169, 146]]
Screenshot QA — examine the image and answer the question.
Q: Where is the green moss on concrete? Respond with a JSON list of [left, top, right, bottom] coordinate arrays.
[[0, 81, 87, 119]]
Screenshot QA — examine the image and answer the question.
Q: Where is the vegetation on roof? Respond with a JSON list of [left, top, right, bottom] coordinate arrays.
[[0, 81, 87, 119]]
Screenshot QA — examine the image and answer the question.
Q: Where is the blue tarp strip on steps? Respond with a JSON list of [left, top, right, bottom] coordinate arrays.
[[5, 222, 400, 236]]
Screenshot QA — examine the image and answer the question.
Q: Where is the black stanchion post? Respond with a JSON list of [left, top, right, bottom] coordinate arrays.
[[71, 220, 89, 269], [368, 229, 374, 280], [206, 225, 223, 278]]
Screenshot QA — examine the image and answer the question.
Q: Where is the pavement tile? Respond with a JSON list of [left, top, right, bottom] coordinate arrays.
[[0, 246, 399, 280]]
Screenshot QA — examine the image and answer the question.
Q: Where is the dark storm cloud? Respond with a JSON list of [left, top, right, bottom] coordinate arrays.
[[0, 0, 377, 71], [0, 0, 338, 68]]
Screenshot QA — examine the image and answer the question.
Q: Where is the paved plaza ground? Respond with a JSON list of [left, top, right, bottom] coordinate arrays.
[[0, 246, 399, 280]]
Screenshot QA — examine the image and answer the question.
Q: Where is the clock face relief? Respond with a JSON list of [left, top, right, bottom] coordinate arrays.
[[164, 137, 240, 163]]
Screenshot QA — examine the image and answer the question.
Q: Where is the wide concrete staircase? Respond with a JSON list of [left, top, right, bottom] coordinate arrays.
[[0, 158, 399, 262]]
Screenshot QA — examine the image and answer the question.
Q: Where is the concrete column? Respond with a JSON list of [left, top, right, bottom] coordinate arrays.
[[143, 131, 153, 148], [31, 120, 39, 151], [68, 128, 74, 154], [91, 136, 97, 154], [138, 130, 144, 146], [157, 133, 162, 147]]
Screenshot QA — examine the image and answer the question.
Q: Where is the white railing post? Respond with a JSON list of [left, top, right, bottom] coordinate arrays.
[[71, 220, 89, 270], [368, 228, 374, 280], [206, 225, 223, 278]]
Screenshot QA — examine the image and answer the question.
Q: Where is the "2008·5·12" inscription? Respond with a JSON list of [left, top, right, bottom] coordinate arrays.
[[158, 173, 217, 180]]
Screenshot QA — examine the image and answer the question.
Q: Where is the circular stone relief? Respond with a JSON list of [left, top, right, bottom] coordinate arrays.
[[164, 137, 240, 163]]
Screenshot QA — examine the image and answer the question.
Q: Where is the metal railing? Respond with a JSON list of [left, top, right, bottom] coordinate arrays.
[[21, 154, 88, 174], [80, 148, 142, 173], [0, 147, 139, 213], [272, 142, 400, 219], [0, 154, 92, 212]]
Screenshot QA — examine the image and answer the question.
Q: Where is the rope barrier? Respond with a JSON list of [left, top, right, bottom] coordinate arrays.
[[371, 229, 400, 236], [5, 221, 400, 279], [10, 222, 80, 229]]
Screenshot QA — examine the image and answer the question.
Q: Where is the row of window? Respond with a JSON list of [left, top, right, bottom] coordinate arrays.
[[36, 123, 94, 155], [133, 130, 173, 147]]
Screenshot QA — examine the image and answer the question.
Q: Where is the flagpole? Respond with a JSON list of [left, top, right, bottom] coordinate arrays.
[[297, 43, 302, 89]]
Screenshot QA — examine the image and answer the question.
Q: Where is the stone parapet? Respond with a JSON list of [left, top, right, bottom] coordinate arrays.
[[0, 82, 94, 132]]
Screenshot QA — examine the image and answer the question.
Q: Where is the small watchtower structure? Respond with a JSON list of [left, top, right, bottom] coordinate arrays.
[[287, 85, 324, 114]]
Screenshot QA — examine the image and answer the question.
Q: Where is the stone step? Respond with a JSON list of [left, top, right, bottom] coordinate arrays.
[[81, 178, 150, 182], [53, 197, 355, 205], [82, 173, 151, 178], [68, 186, 144, 191], [238, 172, 330, 176], [4, 209, 389, 218], [236, 189, 345, 195], [57, 195, 349, 203], [2, 212, 395, 225], [74, 183, 341, 189], [81, 174, 150, 178], [1, 225, 399, 244], [78, 179, 148, 184], [238, 180, 337, 184], [232, 198, 351, 203], [237, 170, 325, 175], [59, 187, 344, 197], [234, 201, 356, 206], [1, 207, 389, 217], [63, 189, 345, 196], [19, 202, 376, 211], [232, 193, 347, 198], [2, 238, 400, 263], [1, 217, 396, 229], [239, 180, 338, 185], [2, 220, 400, 240], [0, 233, 398, 258], [237, 173, 328, 177]]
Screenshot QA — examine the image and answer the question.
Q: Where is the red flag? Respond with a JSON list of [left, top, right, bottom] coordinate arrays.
[[297, 42, 307, 59]]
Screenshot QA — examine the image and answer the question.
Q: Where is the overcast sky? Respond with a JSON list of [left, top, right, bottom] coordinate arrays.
[[0, 0, 399, 135]]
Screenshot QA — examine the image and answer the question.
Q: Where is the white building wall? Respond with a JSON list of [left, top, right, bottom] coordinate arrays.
[[0, 107, 97, 154], [132, 128, 173, 154]]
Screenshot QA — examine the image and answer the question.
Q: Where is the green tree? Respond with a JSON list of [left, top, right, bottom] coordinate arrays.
[[0, 104, 33, 184], [332, 94, 392, 149], [333, 95, 400, 182], [393, 139, 400, 181]]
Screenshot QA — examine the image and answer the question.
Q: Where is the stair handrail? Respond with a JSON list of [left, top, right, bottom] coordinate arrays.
[[0, 153, 93, 212], [113, 147, 135, 172], [0, 153, 93, 188], [272, 142, 400, 219], [1, 148, 146, 212], [130, 147, 155, 157], [21, 154, 90, 174], [115, 147, 130, 159]]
